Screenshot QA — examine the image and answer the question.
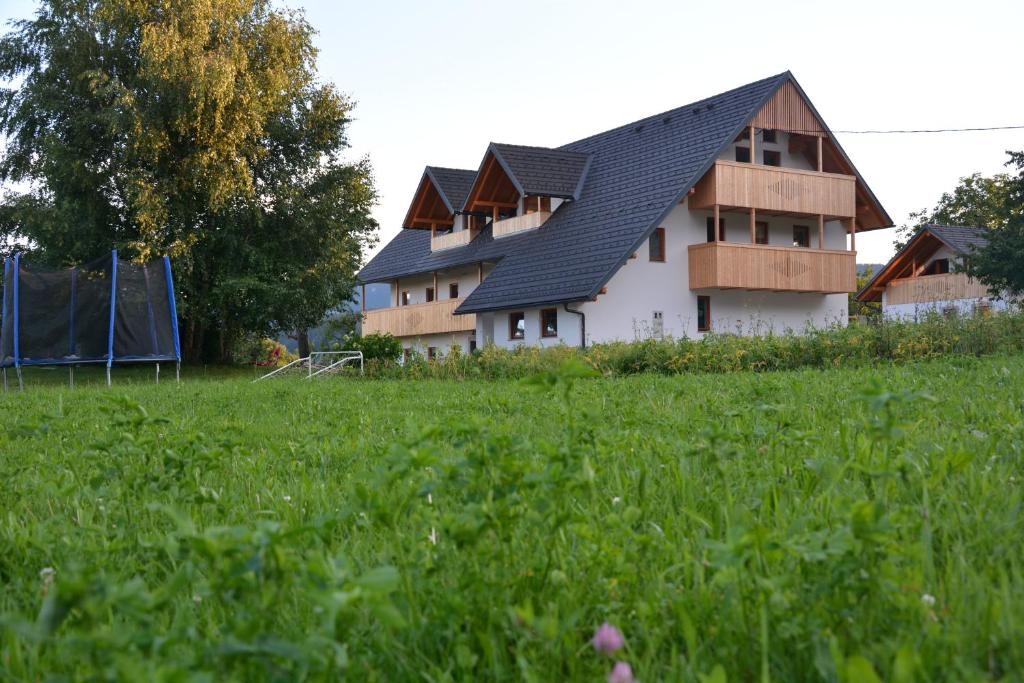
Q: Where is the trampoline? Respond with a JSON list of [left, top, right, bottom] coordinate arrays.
[[1, 250, 181, 388]]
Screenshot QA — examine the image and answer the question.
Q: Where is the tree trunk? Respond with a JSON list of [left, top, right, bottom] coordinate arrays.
[[297, 330, 311, 358]]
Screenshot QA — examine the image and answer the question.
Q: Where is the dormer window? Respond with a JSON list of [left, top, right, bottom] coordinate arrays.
[[524, 196, 552, 215], [763, 150, 781, 166], [735, 146, 751, 163], [762, 129, 777, 144]]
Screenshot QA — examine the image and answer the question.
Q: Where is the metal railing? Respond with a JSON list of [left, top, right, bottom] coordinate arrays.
[[253, 351, 364, 382]]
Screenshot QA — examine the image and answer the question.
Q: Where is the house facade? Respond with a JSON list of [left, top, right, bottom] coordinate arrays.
[[856, 224, 1008, 319], [357, 72, 892, 357]]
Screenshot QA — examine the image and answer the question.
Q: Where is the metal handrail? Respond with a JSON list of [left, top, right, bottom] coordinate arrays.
[[307, 351, 363, 378], [253, 350, 364, 382]]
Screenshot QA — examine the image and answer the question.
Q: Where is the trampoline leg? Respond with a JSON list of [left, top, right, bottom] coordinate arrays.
[[106, 365, 111, 387], [176, 361, 180, 383], [156, 362, 160, 385], [2, 368, 6, 392], [69, 365, 74, 389], [16, 366, 23, 391]]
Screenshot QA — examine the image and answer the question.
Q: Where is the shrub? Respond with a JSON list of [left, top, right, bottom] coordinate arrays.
[[344, 332, 402, 362]]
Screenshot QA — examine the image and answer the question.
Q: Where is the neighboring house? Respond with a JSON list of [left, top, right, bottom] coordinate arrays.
[[357, 71, 892, 356], [856, 224, 1008, 320]]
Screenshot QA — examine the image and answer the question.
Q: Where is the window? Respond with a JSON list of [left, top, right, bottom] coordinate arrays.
[[734, 146, 751, 163], [403, 348, 412, 363], [449, 282, 459, 299], [427, 347, 437, 361], [793, 225, 810, 248], [755, 221, 769, 245], [975, 301, 992, 317], [762, 129, 777, 144], [942, 305, 958, 319], [541, 308, 558, 337], [469, 339, 478, 353], [762, 150, 781, 166], [425, 287, 435, 302], [509, 312, 525, 340], [401, 290, 410, 306], [649, 227, 666, 262], [652, 310, 664, 338], [706, 216, 726, 242], [697, 296, 711, 332], [925, 258, 950, 275], [523, 196, 552, 214]]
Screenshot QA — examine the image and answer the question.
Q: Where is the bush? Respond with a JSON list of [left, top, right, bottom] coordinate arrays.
[[344, 332, 402, 363], [360, 309, 1024, 380]]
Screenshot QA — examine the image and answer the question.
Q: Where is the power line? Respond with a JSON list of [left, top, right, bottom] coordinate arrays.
[[814, 125, 1024, 135]]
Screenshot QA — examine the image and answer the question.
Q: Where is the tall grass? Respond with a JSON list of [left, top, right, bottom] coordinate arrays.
[[1, 354, 1023, 679], [381, 310, 1024, 380]]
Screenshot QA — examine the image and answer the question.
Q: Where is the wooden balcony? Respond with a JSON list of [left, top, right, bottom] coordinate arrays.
[[688, 242, 856, 294], [493, 211, 552, 238], [690, 160, 856, 219], [431, 228, 478, 252], [362, 298, 476, 337], [886, 272, 989, 305]]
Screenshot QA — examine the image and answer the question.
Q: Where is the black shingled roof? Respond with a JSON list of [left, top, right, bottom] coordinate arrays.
[[359, 71, 875, 314], [426, 166, 476, 214], [925, 224, 989, 254], [485, 144, 592, 201]]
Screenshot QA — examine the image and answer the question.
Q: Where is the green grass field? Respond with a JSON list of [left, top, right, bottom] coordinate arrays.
[[2, 355, 1023, 681]]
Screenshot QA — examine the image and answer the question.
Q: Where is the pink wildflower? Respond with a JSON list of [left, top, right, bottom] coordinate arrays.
[[592, 622, 625, 653], [608, 661, 636, 683]]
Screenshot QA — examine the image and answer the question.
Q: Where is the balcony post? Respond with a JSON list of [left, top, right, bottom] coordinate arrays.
[[817, 137, 823, 172], [395, 278, 400, 307], [432, 271, 437, 297], [360, 284, 365, 313], [430, 223, 436, 239], [749, 208, 756, 243], [847, 219, 856, 251], [492, 206, 499, 223], [749, 126, 756, 164], [713, 204, 720, 242], [818, 215, 824, 250]]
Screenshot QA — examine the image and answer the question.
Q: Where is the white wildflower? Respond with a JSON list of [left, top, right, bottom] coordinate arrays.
[[921, 593, 936, 607], [612, 496, 622, 505], [283, 495, 292, 503]]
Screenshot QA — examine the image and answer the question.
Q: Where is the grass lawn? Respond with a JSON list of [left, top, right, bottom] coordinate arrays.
[[1, 354, 1023, 681]]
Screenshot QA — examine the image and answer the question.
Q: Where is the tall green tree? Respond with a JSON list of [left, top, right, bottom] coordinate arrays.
[[963, 151, 1024, 300], [0, 0, 377, 361]]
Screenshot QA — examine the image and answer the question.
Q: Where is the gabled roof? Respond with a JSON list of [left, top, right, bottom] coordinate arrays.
[[856, 224, 989, 302], [428, 167, 476, 213], [360, 71, 893, 314], [485, 143, 592, 201], [401, 166, 476, 229]]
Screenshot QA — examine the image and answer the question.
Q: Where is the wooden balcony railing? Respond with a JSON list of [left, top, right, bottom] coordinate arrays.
[[688, 242, 856, 294], [362, 298, 476, 337], [690, 160, 856, 219], [493, 211, 552, 238], [886, 272, 989, 305], [431, 228, 478, 252]]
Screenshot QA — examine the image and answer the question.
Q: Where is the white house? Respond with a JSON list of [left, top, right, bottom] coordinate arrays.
[[357, 72, 892, 358], [857, 224, 1009, 319]]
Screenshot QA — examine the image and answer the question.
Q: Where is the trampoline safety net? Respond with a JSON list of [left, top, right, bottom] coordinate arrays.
[[1, 250, 181, 368]]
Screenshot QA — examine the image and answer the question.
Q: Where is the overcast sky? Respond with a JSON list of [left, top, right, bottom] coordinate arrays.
[[3, 0, 1022, 265]]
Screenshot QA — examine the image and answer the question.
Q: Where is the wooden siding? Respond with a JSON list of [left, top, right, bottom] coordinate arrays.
[[690, 161, 856, 219], [752, 81, 825, 136], [688, 242, 856, 293], [493, 211, 552, 238], [885, 272, 990, 305], [362, 298, 476, 337], [431, 229, 477, 252]]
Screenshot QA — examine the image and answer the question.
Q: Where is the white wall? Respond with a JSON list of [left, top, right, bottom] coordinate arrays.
[[399, 331, 475, 358], [481, 305, 583, 350], [718, 130, 815, 171], [576, 199, 850, 342], [883, 297, 1011, 321]]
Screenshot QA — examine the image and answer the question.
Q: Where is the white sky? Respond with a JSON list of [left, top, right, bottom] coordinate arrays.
[[3, 0, 1022, 265]]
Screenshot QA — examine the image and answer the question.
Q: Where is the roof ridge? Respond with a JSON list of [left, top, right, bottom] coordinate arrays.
[[558, 72, 789, 150]]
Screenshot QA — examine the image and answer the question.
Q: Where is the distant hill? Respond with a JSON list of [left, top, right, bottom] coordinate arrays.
[[277, 283, 390, 352], [857, 263, 884, 277]]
